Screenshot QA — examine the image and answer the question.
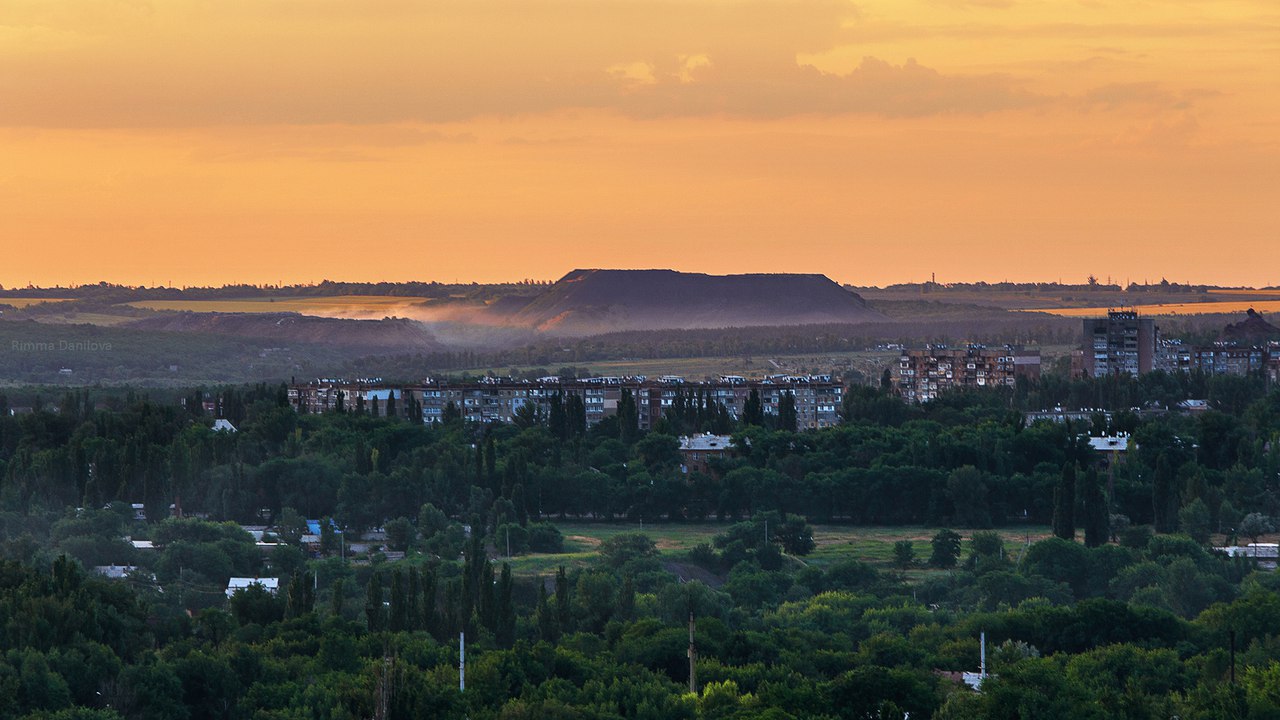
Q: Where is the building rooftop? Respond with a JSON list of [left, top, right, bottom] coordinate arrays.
[[1088, 435, 1130, 453], [679, 434, 734, 452], [226, 577, 280, 597]]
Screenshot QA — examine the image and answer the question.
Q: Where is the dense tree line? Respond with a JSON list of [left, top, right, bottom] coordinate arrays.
[[3, 509, 1280, 718], [1, 375, 1280, 716]]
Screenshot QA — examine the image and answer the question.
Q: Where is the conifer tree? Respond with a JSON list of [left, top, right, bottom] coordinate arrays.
[[743, 389, 764, 426], [618, 388, 639, 445], [1152, 454, 1178, 533], [778, 391, 798, 432], [407, 568, 421, 632], [496, 563, 515, 648], [365, 572, 385, 632], [330, 578, 345, 618], [616, 574, 635, 621], [1082, 468, 1109, 548], [555, 565, 572, 633], [422, 568, 438, 637], [535, 581, 559, 641], [389, 569, 407, 632], [1052, 463, 1077, 540]]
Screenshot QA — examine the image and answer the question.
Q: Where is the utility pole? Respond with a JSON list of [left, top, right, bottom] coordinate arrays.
[[980, 631, 987, 681], [459, 632, 466, 692]]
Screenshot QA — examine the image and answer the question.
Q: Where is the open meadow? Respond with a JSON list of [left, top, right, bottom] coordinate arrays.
[[1024, 298, 1280, 317], [502, 522, 1055, 581], [126, 295, 436, 317], [0, 297, 72, 308]]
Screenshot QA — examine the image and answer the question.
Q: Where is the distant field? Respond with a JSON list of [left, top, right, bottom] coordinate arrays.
[[1208, 289, 1280, 296], [1024, 299, 1280, 318], [456, 350, 904, 381], [127, 295, 434, 317], [0, 298, 72, 308], [502, 522, 1054, 578], [861, 287, 1280, 312], [459, 345, 1076, 381]]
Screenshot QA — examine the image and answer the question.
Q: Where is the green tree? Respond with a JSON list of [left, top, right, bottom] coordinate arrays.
[[1240, 512, 1274, 544], [1081, 468, 1109, 548], [618, 388, 639, 445], [365, 572, 385, 632], [1152, 454, 1178, 534], [1052, 463, 1077, 540], [929, 529, 962, 569], [892, 540, 916, 569], [554, 565, 572, 633], [384, 516, 414, 552], [1178, 498, 1212, 545], [743, 389, 764, 426], [777, 391, 798, 432]]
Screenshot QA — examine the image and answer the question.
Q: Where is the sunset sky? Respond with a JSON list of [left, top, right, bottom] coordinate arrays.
[[2, 0, 1277, 288]]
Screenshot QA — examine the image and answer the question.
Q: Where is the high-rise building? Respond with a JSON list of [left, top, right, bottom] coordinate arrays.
[[1080, 310, 1157, 377]]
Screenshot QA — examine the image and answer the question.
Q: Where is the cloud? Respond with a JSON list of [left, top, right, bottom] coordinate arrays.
[[1077, 82, 1221, 112], [0, 0, 1046, 126]]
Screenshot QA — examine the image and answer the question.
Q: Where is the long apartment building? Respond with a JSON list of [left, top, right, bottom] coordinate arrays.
[[893, 345, 1041, 402], [288, 374, 845, 430], [1157, 340, 1275, 377]]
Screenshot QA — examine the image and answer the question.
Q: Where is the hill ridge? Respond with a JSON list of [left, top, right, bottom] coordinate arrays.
[[496, 268, 886, 336]]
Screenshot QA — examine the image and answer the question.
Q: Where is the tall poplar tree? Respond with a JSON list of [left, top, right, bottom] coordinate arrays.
[[1052, 462, 1077, 540], [1082, 468, 1109, 548]]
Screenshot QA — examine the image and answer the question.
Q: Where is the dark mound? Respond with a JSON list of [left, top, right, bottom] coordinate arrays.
[[497, 269, 886, 336], [127, 312, 441, 350], [1221, 308, 1280, 343]]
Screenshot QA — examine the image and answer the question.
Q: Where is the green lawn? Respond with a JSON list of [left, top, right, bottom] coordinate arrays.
[[500, 522, 1054, 578]]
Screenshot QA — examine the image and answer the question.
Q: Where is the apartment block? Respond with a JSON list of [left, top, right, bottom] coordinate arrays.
[[1080, 310, 1157, 377], [288, 374, 844, 430], [893, 345, 1041, 402]]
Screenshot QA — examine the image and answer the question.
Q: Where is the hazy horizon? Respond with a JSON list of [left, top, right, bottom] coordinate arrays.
[[2, 270, 1275, 292]]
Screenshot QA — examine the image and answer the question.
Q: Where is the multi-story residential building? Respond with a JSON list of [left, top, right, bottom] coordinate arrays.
[[288, 374, 845, 430], [893, 345, 1041, 402], [1080, 310, 1157, 377], [1192, 344, 1267, 376]]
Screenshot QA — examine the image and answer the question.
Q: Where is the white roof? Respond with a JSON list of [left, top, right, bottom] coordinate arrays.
[[213, 419, 238, 432], [1088, 435, 1130, 452], [679, 434, 734, 452], [226, 577, 279, 597], [92, 565, 137, 579], [130, 539, 156, 550]]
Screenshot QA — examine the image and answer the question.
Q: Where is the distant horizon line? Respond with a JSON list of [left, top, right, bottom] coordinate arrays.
[[2, 272, 1276, 293]]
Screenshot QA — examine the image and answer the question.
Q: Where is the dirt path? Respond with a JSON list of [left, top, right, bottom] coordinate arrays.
[[662, 561, 725, 588]]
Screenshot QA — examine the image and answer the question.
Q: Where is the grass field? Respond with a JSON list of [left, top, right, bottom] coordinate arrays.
[[501, 522, 1054, 579], [126, 295, 435, 317], [458, 345, 1077, 382], [1024, 299, 1280, 318], [0, 298, 72, 308], [457, 351, 905, 381]]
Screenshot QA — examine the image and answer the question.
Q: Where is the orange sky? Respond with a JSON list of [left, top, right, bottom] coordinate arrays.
[[2, 1, 1278, 288]]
